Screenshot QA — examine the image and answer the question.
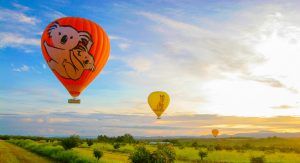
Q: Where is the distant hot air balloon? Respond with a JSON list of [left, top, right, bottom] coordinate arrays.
[[41, 17, 110, 103], [148, 91, 170, 119], [212, 129, 219, 137]]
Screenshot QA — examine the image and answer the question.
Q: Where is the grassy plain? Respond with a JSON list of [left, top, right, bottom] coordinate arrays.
[[0, 140, 51, 163]]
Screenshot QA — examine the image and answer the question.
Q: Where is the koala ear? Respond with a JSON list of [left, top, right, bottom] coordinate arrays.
[[48, 22, 60, 38], [79, 31, 93, 51]]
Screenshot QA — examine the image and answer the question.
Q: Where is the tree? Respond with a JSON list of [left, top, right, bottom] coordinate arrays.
[[93, 148, 103, 161], [250, 155, 265, 163], [113, 143, 121, 150], [129, 146, 151, 163], [198, 148, 208, 160], [97, 135, 109, 142], [86, 139, 93, 147], [192, 141, 198, 149], [61, 135, 81, 150], [151, 144, 176, 163], [122, 133, 135, 143]]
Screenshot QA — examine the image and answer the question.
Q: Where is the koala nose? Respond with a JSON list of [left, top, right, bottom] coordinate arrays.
[[61, 35, 68, 44], [84, 60, 89, 64]]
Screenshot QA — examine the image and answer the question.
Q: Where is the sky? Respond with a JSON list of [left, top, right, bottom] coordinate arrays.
[[1, 0, 300, 137]]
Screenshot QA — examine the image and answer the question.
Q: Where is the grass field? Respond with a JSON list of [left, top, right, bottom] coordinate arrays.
[[0, 140, 51, 163], [4, 137, 300, 162], [73, 142, 300, 163]]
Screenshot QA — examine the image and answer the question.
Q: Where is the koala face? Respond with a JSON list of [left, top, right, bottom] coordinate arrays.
[[74, 49, 95, 71], [50, 26, 80, 50]]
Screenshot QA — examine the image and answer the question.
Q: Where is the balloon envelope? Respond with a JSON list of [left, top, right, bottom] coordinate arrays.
[[148, 91, 170, 119], [41, 17, 110, 99], [212, 129, 219, 137]]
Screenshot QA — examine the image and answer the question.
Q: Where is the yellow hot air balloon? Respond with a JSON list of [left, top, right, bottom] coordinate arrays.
[[212, 129, 219, 137], [148, 91, 170, 119]]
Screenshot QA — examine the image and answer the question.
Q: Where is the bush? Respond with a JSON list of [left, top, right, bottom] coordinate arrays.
[[151, 144, 176, 163], [129, 144, 176, 163], [86, 139, 94, 147], [93, 148, 103, 161], [129, 146, 151, 163], [8, 139, 93, 163], [198, 148, 208, 160], [250, 155, 265, 163], [214, 144, 223, 150], [113, 143, 121, 150], [192, 141, 198, 149], [61, 135, 81, 150]]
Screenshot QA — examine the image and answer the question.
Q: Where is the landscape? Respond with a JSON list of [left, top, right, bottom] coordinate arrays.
[[2, 134, 300, 162], [2, 0, 300, 162]]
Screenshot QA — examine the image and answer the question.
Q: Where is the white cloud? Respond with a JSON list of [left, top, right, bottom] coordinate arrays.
[[12, 65, 30, 72], [41, 6, 66, 20], [0, 8, 39, 25], [0, 32, 40, 48], [118, 43, 130, 50], [12, 3, 30, 11]]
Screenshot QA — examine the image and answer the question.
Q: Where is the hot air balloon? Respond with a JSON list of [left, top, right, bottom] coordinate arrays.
[[41, 17, 110, 104], [148, 91, 170, 119], [212, 129, 219, 137]]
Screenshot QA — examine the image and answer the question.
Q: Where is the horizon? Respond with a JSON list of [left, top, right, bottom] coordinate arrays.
[[2, 0, 300, 137]]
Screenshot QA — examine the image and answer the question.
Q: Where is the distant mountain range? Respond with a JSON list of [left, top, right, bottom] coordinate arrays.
[[135, 131, 300, 139]]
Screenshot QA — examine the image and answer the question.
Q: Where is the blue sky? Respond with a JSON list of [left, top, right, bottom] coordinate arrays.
[[2, 0, 300, 136]]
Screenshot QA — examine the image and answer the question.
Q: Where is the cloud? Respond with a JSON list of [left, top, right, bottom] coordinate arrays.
[[118, 43, 130, 50], [111, 3, 300, 116], [109, 34, 132, 50], [4, 112, 300, 136], [109, 35, 129, 41], [41, 6, 66, 20], [242, 75, 298, 93], [12, 65, 30, 72], [0, 5, 41, 51], [272, 105, 294, 109], [0, 8, 39, 25], [0, 33, 40, 48], [12, 3, 31, 11]]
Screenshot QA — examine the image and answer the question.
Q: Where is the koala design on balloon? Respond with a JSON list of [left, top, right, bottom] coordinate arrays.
[[44, 22, 95, 80]]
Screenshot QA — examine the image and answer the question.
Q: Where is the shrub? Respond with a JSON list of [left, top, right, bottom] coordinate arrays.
[[151, 144, 176, 163], [250, 155, 265, 163], [113, 143, 121, 150], [214, 144, 223, 150], [93, 148, 103, 161], [198, 148, 208, 160], [61, 135, 81, 150], [87, 139, 94, 147], [7, 139, 93, 163], [129, 146, 151, 163], [192, 141, 198, 149]]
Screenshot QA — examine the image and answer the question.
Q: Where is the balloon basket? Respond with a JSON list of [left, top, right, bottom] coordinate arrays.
[[68, 98, 80, 104], [157, 117, 161, 119]]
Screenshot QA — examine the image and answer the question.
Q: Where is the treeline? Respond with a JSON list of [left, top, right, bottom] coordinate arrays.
[[97, 133, 135, 143], [188, 141, 300, 154], [0, 133, 135, 144]]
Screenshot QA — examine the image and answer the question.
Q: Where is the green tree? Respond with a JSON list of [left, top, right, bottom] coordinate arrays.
[[129, 146, 151, 163], [198, 148, 208, 160], [192, 141, 198, 149], [250, 155, 265, 163], [86, 139, 93, 147], [61, 135, 81, 150], [113, 143, 121, 150], [151, 144, 176, 163], [93, 148, 103, 161]]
